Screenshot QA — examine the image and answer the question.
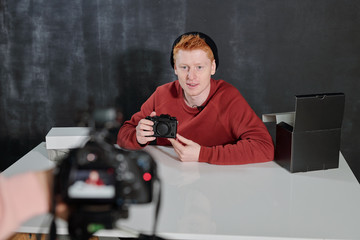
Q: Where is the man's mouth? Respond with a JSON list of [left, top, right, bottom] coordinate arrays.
[[187, 83, 198, 88]]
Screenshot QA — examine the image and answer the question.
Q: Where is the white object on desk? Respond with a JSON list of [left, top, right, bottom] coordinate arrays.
[[3, 142, 360, 240], [45, 127, 90, 161], [45, 127, 90, 149], [262, 112, 295, 126]]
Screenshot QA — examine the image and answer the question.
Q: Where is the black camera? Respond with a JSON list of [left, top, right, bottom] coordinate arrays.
[[53, 108, 159, 240], [145, 114, 178, 138]]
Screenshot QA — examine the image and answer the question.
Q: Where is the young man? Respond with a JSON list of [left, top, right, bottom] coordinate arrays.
[[117, 32, 274, 165]]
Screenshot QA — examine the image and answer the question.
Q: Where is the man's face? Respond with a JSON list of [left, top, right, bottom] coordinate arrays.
[[174, 49, 216, 101]]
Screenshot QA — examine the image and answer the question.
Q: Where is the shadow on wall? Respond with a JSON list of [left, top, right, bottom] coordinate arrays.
[[114, 48, 164, 122], [0, 137, 42, 172]]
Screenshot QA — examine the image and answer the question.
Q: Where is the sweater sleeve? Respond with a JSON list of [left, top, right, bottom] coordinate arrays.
[[199, 123, 274, 165], [198, 88, 274, 165], [117, 91, 156, 150], [0, 172, 49, 240]]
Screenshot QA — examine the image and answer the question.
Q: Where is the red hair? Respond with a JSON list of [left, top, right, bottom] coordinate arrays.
[[173, 34, 214, 64]]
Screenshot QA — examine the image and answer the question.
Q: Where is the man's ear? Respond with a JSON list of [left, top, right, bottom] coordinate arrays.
[[174, 64, 178, 75], [211, 60, 216, 75]]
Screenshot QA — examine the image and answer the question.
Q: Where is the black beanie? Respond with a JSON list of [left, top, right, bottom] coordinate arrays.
[[170, 32, 219, 70]]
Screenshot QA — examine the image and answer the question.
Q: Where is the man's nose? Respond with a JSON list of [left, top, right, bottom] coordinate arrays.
[[187, 68, 196, 79]]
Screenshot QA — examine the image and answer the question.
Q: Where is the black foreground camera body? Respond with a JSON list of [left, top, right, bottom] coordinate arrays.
[[146, 114, 178, 138], [53, 109, 158, 240]]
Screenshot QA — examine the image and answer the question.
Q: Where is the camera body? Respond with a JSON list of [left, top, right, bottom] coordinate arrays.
[[56, 141, 156, 205], [146, 114, 178, 138], [53, 109, 158, 240]]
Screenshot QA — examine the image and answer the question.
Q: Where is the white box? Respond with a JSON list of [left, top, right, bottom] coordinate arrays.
[[262, 111, 295, 126], [45, 127, 91, 161]]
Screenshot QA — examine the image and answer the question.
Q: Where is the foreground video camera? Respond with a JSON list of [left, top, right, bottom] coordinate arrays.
[[53, 109, 159, 240], [146, 114, 177, 138]]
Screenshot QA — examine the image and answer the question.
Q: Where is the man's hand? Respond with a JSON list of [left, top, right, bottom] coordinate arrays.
[[136, 111, 157, 145], [168, 134, 201, 162]]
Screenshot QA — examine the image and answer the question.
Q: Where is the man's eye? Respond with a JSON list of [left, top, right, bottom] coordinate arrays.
[[197, 66, 203, 70]]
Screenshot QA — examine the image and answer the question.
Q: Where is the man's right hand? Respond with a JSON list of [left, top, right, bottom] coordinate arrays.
[[136, 111, 157, 145]]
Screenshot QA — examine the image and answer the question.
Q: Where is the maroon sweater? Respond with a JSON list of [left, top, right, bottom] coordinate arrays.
[[117, 79, 274, 165]]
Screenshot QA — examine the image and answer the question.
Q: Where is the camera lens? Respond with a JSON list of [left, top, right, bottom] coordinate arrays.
[[156, 122, 170, 136]]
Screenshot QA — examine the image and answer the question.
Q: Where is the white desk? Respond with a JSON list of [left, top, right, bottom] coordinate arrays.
[[3, 142, 360, 240]]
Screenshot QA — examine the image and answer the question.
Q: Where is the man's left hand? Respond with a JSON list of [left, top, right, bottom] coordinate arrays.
[[168, 134, 201, 162]]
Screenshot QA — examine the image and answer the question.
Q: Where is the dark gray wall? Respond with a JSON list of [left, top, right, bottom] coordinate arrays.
[[1, 0, 359, 182]]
